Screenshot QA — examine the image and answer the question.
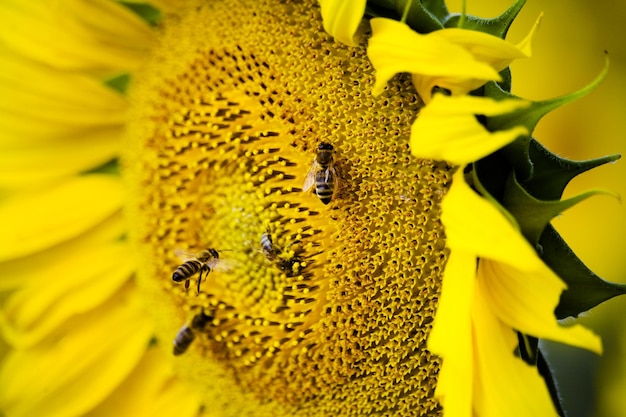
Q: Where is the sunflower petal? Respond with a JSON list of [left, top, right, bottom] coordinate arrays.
[[411, 95, 529, 166], [368, 18, 500, 98], [472, 286, 560, 417], [0, 175, 123, 262], [318, 0, 366, 47], [440, 170, 536, 269], [480, 259, 602, 353], [0, 52, 127, 145], [86, 348, 201, 417], [0, 288, 153, 417], [0, 131, 121, 188], [434, 27, 529, 73], [0, 0, 153, 71], [1, 242, 134, 348], [428, 249, 475, 417], [0, 212, 125, 291]]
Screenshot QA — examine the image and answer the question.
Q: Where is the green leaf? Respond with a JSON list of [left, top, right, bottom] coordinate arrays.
[[524, 138, 621, 200], [503, 172, 613, 245], [104, 73, 131, 94], [118, 2, 161, 27], [539, 225, 626, 319], [443, 0, 526, 39]]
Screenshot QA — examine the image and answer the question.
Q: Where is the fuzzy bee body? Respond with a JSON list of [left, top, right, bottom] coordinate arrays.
[[260, 231, 301, 276], [303, 142, 336, 205], [260, 231, 280, 261], [172, 310, 213, 356], [172, 248, 220, 294], [173, 325, 195, 356]]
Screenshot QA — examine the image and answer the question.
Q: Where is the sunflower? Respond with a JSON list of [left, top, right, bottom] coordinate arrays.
[[0, 1, 622, 417]]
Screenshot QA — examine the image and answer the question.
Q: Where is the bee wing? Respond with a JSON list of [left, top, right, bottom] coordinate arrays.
[[323, 165, 336, 183], [210, 258, 235, 273], [174, 248, 196, 261], [303, 161, 318, 192]]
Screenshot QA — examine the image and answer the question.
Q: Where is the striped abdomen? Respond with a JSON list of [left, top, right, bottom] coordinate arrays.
[[172, 259, 203, 282], [315, 168, 335, 205], [173, 325, 195, 356]]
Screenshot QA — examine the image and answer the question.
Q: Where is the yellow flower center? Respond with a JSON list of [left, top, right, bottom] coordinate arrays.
[[123, 0, 452, 415]]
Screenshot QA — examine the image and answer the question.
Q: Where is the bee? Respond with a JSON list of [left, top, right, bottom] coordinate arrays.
[[172, 248, 220, 295], [173, 310, 213, 356], [303, 142, 337, 205], [260, 230, 280, 262], [260, 231, 302, 276]]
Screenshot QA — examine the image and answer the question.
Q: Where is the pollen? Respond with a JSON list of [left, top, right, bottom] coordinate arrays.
[[124, 0, 452, 415]]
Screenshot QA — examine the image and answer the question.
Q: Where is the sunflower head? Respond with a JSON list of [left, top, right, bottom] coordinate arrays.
[[123, 0, 451, 415]]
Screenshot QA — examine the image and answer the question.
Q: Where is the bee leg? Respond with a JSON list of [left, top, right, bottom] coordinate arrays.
[[196, 270, 203, 296], [184, 279, 190, 291], [196, 266, 209, 296]]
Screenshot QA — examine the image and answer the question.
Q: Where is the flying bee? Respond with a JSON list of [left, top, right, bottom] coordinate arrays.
[[303, 142, 337, 205], [172, 248, 221, 295], [173, 310, 213, 356]]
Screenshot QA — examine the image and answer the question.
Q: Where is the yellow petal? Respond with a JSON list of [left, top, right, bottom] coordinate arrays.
[[515, 13, 543, 57], [428, 249, 475, 417], [434, 28, 529, 74], [411, 95, 529, 165], [479, 259, 602, 353], [0, 52, 127, 146], [1, 242, 134, 348], [441, 171, 538, 270], [86, 348, 201, 417], [0, 212, 125, 291], [0, 288, 153, 417], [318, 0, 366, 47], [368, 18, 500, 98], [472, 286, 560, 417], [0, 130, 121, 188], [0, 175, 123, 262], [0, 0, 153, 71]]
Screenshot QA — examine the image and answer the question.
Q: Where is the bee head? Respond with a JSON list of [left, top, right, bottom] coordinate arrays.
[[318, 142, 333, 151]]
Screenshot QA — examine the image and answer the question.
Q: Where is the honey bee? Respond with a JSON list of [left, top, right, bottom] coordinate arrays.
[[172, 248, 221, 295], [260, 230, 280, 262], [260, 231, 301, 276], [303, 142, 336, 205], [173, 310, 213, 356]]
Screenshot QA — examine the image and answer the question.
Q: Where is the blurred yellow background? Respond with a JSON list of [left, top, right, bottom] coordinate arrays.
[[447, 1, 626, 416]]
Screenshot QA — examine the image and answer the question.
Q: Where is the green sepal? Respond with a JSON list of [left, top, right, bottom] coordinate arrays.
[[471, 162, 520, 227], [486, 54, 609, 135], [497, 66, 512, 93], [516, 332, 539, 365], [395, 0, 446, 32], [83, 158, 120, 176], [118, 2, 161, 27], [443, 0, 526, 39], [524, 138, 621, 201], [537, 349, 567, 417], [104, 73, 131, 94], [503, 171, 613, 245], [480, 82, 534, 178], [539, 225, 626, 319], [366, 0, 447, 32]]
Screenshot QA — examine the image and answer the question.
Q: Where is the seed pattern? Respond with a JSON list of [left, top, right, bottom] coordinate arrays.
[[125, 0, 453, 415]]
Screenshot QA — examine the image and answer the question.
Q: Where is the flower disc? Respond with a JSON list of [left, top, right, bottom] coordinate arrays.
[[124, 0, 452, 415]]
